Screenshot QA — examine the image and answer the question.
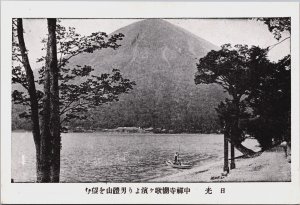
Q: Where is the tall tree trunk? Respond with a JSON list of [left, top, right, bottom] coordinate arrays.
[[230, 141, 236, 169], [230, 119, 255, 157], [223, 128, 229, 173], [40, 19, 55, 183], [230, 118, 237, 169], [16, 19, 43, 182], [47, 19, 61, 182], [231, 97, 255, 157]]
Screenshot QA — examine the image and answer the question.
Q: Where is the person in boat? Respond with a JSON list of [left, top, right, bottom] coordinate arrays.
[[174, 152, 181, 165]]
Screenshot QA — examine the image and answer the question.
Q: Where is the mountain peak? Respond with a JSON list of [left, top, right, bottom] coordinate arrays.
[[66, 19, 225, 132], [111, 18, 218, 56]]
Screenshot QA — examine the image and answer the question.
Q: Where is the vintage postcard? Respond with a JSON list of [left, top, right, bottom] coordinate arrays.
[[1, 1, 299, 204]]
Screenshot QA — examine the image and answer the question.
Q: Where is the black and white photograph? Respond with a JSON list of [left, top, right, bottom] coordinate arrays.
[[11, 17, 292, 183], [1, 1, 300, 204]]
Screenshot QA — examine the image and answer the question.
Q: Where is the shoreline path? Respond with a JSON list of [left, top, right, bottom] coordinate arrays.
[[149, 145, 291, 182]]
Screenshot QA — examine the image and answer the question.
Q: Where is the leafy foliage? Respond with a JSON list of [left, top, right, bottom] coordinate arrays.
[[195, 41, 291, 149], [245, 55, 291, 148], [59, 67, 135, 124], [195, 44, 279, 147], [12, 19, 135, 131], [195, 44, 270, 99], [257, 17, 291, 40]]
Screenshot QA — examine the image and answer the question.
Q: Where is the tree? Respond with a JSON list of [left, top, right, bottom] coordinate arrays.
[[245, 55, 291, 149], [43, 18, 60, 182], [257, 17, 290, 41], [195, 44, 274, 156], [15, 18, 43, 181], [242, 18, 291, 149], [12, 18, 135, 182], [195, 18, 291, 152]]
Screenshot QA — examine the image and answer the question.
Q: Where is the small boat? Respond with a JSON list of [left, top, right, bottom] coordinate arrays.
[[166, 160, 193, 169]]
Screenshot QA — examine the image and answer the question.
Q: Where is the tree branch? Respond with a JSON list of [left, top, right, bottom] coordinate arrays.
[[59, 99, 77, 116], [267, 36, 290, 51]]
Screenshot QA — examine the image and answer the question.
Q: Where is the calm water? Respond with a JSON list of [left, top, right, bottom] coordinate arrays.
[[12, 132, 228, 182]]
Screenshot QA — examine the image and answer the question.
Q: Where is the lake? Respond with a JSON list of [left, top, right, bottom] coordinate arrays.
[[12, 132, 250, 182]]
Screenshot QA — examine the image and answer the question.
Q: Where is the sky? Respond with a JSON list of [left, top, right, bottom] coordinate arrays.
[[21, 18, 290, 68]]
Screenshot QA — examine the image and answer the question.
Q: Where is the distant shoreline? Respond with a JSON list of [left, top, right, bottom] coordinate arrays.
[[12, 128, 221, 135]]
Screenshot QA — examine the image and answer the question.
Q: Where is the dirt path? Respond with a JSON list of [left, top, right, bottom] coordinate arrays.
[[149, 146, 291, 182]]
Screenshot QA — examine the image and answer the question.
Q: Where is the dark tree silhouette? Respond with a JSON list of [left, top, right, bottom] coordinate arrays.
[[243, 18, 291, 149], [245, 55, 291, 149], [195, 44, 275, 156], [12, 18, 135, 182], [194, 17, 291, 172]]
